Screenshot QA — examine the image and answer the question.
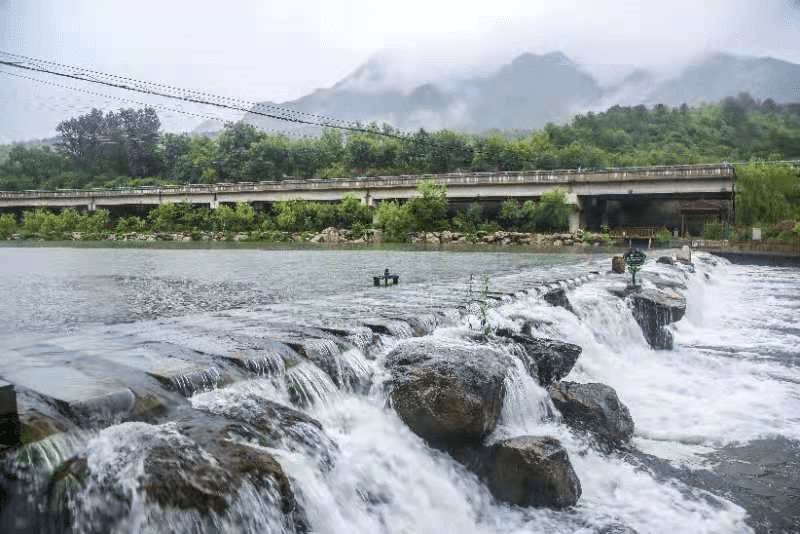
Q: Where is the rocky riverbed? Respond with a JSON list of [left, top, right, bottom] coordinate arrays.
[[0, 247, 794, 533]]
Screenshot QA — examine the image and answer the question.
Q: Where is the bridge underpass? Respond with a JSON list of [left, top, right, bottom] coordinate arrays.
[[0, 164, 735, 233]]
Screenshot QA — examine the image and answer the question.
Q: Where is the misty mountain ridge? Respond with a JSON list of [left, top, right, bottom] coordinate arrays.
[[240, 51, 800, 135]]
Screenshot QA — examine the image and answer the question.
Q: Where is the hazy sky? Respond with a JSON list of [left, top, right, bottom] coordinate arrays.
[[1, 0, 799, 141]]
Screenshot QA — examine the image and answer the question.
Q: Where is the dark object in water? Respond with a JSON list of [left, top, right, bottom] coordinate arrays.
[[374, 268, 399, 286]]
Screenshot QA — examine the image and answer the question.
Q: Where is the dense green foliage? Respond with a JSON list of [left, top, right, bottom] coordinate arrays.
[[0, 181, 573, 241], [497, 190, 572, 232], [1, 94, 799, 232], [2, 94, 799, 193], [735, 163, 800, 226]]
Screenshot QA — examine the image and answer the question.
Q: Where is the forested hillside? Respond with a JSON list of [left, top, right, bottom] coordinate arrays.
[[1, 93, 798, 194]]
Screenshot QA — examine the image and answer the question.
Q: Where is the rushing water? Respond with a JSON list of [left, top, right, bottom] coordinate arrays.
[[0, 246, 797, 533]]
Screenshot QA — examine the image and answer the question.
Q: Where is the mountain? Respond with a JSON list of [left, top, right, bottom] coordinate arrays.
[[645, 53, 800, 105], [241, 51, 800, 135]]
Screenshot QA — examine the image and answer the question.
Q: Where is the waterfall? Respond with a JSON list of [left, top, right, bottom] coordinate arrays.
[[4, 249, 795, 533]]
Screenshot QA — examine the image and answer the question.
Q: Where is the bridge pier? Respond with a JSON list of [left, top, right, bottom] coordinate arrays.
[[566, 192, 584, 232]]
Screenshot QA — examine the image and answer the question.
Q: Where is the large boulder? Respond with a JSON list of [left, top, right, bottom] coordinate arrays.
[[477, 436, 581, 508], [494, 330, 582, 386], [609, 287, 686, 350], [45, 420, 308, 533], [192, 394, 333, 456], [386, 340, 513, 449], [629, 288, 686, 350], [548, 381, 634, 447]]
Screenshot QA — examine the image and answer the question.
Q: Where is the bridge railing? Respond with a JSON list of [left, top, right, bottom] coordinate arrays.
[[0, 163, 734, 199]]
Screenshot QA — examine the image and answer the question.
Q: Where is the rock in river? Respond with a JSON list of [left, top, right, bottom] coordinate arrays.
[[494, 329, 582, 386], [476, 436, 582, 508], [386, 339, 513, 449], [610, 287, 686, 350], [45, 420, 307, 533], [548, 381, 634, 447]]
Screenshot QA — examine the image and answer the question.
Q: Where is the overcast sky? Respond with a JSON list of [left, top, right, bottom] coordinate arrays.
[[1, 0, 799, 142]]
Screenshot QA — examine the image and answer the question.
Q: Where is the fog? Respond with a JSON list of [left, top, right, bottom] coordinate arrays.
[[1, 0, 799, 141]]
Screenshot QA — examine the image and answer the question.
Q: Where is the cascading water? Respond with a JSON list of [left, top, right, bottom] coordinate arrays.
[[0, 248, 796, 533]]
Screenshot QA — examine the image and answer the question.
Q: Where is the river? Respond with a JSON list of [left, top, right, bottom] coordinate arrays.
[[0, 246, 797, 533]]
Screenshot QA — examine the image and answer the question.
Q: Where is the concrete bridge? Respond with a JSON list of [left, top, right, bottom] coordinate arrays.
[[0, 163, 735, 232]]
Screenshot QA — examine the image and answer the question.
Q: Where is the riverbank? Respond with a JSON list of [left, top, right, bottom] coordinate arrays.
[[2, 227, 617, 247]]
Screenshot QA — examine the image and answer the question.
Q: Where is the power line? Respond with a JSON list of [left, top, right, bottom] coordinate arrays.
[[0, 50, 484, 164], [0, 50, 360, 129], [0, 50, 402, 138], [0, 69, 317, 140]]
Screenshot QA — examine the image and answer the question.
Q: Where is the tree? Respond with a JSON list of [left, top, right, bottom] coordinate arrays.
[[217, 122, 263, 180], [373, 200, 412, 242], [533, 189, 572, 232], [337, 194, 372, 227], [406, 180, 448, 232], [55, 107, 161, 177]]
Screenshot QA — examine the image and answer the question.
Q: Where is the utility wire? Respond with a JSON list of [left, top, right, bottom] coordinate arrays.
[[0, 50, 402, 138], [0, 50, 359, 129], [0, 49, 484, 163], [0, 69, 317, 140]]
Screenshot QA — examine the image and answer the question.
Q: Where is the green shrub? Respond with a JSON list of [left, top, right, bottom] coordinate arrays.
[[350, 221, 368, 240], [703, 220, 726, 240], [373, 200, 412, 242], [452, 202, 482, 234], [406, 180, 448, 232], [0, 213, 17, 238], [655, 228, 672, 243]]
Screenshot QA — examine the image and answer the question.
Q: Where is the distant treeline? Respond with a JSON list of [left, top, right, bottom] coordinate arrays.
[[1, 93, 798, 227], [1, 93, 799, 193]]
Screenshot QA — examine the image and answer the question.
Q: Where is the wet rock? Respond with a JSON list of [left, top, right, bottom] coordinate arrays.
[[18, 409, 75, 446], [542, 288, 576, 315], [657, 256, 675, 265], [548, 381, 634, 447], [610, 287, 686, 350], [598, 523, 639, 534], [362, 319, 412, 337], [629, 288, 686, 350], [192, 395, 330, 454], [612, 256, 625, 274], [143, 443, 233, 514], [47, 422, 307, 533], [476, 436, 581, 508], [295, 338, 356, 389], [396, 314, 438, 337], [386, 339, 512, 449], [493, 330, 582, 387]]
